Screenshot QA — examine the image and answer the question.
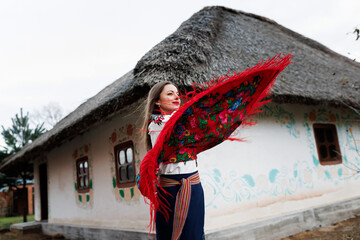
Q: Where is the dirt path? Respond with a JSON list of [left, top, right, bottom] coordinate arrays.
[[282, 215, 360, 240], [0, 231, 65, 240]]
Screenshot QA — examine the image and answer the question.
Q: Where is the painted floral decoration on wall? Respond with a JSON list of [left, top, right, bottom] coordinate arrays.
[[108, 124, 141, 203], [72, 144, 94, 208]]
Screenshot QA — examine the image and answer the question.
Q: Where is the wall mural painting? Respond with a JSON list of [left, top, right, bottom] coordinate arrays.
[[202, 105, 359, 208], [260, 105, 300, 138], [108, 124, 141, 204], [341, 112, 360, 180], [201, 165, 309, 208], [304, 108, 360, 182], [72, 144, 94, 208]]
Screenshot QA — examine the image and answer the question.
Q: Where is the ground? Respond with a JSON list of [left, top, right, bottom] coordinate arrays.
[[281, 215, 360, 240], [0, 215, 360, 239], [0, 231, 65, 240]]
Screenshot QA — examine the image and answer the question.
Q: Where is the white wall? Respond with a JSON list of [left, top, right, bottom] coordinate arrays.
[[199, 103, 360, 231], [34, 100, 150, 230], [34, 102, 360, 232]]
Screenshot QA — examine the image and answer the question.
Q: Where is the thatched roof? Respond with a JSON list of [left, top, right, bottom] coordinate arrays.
[[1, 6, 359, 173]]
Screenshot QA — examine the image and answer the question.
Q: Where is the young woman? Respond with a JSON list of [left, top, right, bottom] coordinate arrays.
[[141, 81, 205, 240], [138, 54, 292, 240]]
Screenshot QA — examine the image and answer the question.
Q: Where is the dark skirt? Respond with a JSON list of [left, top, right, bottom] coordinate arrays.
[[156, 171, 205, 240]]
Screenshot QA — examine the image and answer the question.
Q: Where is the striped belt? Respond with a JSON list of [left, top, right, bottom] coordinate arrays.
[[159, 172, 201, 240]]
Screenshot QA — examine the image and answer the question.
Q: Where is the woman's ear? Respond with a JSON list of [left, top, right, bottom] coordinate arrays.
[[155, 100, 160, 106]]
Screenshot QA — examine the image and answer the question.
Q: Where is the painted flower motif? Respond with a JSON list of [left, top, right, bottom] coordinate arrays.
[[126, 124, 133, 136], [84, 145, 89, 154], [303, 168, 313, 184], [111, 132, 117, 143], [169, 157, 177, 163], [184, 129, 191, 136], [329, 113, 336, 123], [309, 112, 316, 122], [73, 150, 78, 159]]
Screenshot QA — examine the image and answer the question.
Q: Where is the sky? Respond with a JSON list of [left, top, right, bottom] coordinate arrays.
[[0, 0, 359, 149]]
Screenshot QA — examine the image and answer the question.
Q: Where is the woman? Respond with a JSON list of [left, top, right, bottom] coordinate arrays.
[[141, 81, 205, 240], [138, 54, 292, 240]]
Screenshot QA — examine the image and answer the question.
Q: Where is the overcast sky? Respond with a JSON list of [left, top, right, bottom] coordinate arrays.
[[0, 0, 359, 149]]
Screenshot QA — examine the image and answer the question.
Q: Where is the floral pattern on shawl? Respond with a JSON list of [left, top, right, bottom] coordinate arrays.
[[160, 75, 263, 164]]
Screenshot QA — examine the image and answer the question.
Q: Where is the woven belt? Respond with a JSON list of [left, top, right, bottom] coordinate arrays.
[[159, 172, 201, 240]]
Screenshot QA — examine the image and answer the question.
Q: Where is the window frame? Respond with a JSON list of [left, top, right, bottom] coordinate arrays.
[[114, 141, 136, 188], [76, 156, 90, 193], [313, 123, 342, 165]]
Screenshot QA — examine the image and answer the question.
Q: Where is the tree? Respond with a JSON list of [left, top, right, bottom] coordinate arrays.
[[0, 108, 46, 221], [0, 150, 10, 162], [1, 108, 46, 154]]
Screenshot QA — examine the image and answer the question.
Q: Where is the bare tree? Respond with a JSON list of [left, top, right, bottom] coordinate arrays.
[[31, 102, 64, 130]]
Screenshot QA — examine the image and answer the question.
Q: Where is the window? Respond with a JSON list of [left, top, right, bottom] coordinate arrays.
[[114, 141, 136, 188], [313, 123, 342, 165], [76, 157, 90, 193]]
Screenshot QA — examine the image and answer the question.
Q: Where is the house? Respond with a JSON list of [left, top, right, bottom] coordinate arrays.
[[1, 6, 360, 240]]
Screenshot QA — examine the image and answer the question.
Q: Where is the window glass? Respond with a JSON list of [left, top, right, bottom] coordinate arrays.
[[313, 123, 341, 165], [127, 148, 133, 163], [119, 150, 126, 165], [114, 141, 136, 187], [76, 157, 90, 192]]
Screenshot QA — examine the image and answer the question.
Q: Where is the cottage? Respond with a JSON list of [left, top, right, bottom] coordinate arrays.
[[1, 6, 360, 240]]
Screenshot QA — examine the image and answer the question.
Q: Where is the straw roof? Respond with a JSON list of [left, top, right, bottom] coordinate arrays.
[[1, 6, 359, 173]]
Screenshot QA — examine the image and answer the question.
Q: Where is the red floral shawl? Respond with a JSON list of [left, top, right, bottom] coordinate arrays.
[[137, 54, 293, 231]]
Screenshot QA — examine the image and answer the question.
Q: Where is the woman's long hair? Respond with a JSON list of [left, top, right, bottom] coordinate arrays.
[[141, 81, 178, 151]]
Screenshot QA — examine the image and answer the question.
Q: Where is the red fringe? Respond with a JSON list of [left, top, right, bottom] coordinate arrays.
[[138, 53, 293, 232]]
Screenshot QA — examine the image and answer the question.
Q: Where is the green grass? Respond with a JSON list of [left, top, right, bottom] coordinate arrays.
[[0, 215, 35, 230]]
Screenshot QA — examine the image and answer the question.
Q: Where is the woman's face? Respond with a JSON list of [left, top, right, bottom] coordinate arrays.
[[156, 84, 180, 113]]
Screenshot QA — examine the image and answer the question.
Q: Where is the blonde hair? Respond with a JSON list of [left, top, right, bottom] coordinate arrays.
[[141, 81, 178, 151]]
